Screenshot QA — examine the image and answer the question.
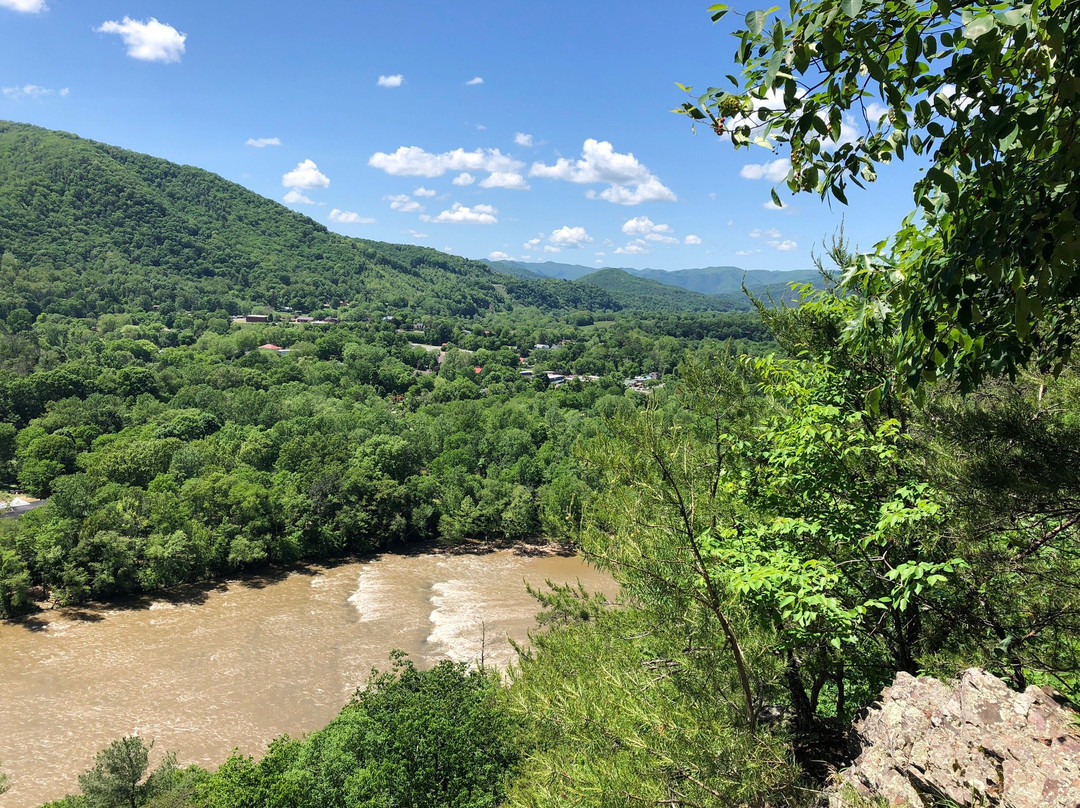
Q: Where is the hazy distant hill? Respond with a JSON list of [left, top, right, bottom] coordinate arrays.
[[486, 259, 820, 299], [490, 260, 604, 281], [576, 268, 736, 312]]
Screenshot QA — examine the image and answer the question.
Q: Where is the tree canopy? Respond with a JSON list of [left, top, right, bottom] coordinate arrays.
[[680, 0, 1080, 392]]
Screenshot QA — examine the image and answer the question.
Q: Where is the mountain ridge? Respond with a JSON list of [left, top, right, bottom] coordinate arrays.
[[0, 121, 621, 318], [486, 259, 820, 298]]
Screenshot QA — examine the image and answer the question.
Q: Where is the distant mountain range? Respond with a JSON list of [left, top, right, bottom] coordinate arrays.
[[486, 259, 821, 300]]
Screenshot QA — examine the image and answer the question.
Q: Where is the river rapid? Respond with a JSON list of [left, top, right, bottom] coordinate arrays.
[[0, 548, 615, 808]]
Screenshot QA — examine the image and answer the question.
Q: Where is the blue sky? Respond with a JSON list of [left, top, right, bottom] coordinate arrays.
[[1, 0, 923, 272]]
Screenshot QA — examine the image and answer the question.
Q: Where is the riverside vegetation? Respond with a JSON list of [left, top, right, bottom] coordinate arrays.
[[4, 0, 1080, 803]]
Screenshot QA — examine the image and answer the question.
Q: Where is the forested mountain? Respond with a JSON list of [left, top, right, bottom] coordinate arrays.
[[486, 258, 820, 297], [0, 121, 625, 319]]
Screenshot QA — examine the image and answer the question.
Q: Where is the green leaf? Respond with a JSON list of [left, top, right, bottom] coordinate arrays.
[[995, 8, 1027, 27], [708, 3, 730, 22], [999, 121, 1020, 151], [745, 9, 768, 35], [963, 15, 997, 39], [764, 50, 784, 87], [841, 0, 862, 17]]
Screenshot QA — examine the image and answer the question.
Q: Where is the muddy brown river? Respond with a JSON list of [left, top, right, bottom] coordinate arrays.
[[0, 549, 615, 808]]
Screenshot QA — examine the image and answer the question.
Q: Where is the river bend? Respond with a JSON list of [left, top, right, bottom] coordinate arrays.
[[0, 549, 614, 808]]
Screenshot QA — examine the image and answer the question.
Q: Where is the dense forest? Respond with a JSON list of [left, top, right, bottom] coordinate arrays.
[[4, 0, 1080, 802]]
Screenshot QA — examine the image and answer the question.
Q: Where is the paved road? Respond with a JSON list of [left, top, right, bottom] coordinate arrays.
[[1, 499, 47, 519]]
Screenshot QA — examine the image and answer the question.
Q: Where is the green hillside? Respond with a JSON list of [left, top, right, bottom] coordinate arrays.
[[576, 267, 736, 312], [0, 121, 616, 320], [488, 260, 602, 281]]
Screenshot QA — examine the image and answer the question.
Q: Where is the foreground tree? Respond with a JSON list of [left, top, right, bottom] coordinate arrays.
[[680, 0, 1080, 392], [77, 736, 176, 808], [198, 653, 519, 808]]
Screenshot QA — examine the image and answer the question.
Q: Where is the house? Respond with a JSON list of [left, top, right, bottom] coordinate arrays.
[[295, 316, 314, 323], [545, 372, 567, 387], [245, 314, 270, 323], [258, 343, 283, 351]]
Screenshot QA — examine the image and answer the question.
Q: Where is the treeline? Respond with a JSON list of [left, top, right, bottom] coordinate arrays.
[[0, 306, 770, 617]]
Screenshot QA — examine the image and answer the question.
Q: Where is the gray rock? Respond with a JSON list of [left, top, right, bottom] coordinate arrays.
[[828, 668, 1080, 808]]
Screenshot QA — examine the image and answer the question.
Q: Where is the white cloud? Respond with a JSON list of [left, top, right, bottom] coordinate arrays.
[[488, 250, 512, 260], [0, 0, 47, 12], [377, 74, 404, 88], [523, 237, 542, 251], [386, 194, 422, 213], [406, 229, 428, 239], [770, 239, 798, 251], [543, 245, 561, 254], [369, 146, 523, 183], [283, 189, 315, 205], [413, 186, 437, 197], [763, 200, 784, 211], [282, 159, 330, 189], [548, 226, 593, 247], [465, 76, 484, 86], [615, 240, 651, 256], [424, 202, 498, 225], [514, 132, 534, 147], [452, 172, 475, 186], [749, 227, 781, 239], [865, 102, 890, 125], [684, 234, 702, 245], [1, 84, 68, 99], [328, 209, 374, 224], [588, 176, 676, 205], [530, 139, 676, 205], [479, 172, 529, 190], [621, 215, 672, 237], [246, 137, 281, 148], [96, 17, 186, 63], [740, 158, 790, 182], [646, 233, 678, 244], [735, 249, 761, 256]]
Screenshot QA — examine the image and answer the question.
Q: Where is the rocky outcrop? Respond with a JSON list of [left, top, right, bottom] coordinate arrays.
[[828, 668, 1080, 808]]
